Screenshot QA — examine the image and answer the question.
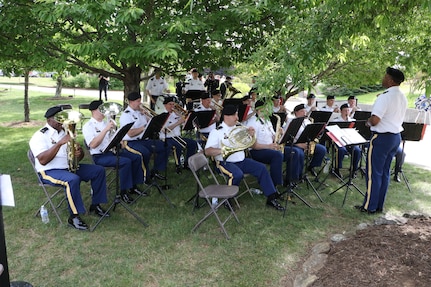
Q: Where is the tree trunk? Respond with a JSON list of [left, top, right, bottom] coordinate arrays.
[[122, 66, 142, 108], [55, 75, 62, 98], [24, 72, 30, 122]]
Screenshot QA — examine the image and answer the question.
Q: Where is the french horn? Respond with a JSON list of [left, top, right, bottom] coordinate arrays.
[[221, 124, 256, 159]]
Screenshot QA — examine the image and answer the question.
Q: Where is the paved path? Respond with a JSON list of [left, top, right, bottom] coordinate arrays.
[[2, 83, 430, 171]]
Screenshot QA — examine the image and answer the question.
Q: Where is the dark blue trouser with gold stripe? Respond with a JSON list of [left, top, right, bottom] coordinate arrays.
[[39, 164, 108, 215], [363, 132, 400, 212], [216, 158, 277, 197], [249, 149, 283, 186], [93, 151, 143, 191]]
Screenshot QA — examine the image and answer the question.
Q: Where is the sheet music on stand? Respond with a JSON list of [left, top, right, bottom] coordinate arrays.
[[326, 125, 367, 147]]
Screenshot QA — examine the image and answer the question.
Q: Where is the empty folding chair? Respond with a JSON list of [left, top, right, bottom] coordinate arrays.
[[188, 152, 240, 239]]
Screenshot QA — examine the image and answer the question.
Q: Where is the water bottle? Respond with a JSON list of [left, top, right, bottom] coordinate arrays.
[[323, 158, 331, 174], [250, 188, 263, 195], [211, 198, 218, 206], [40, 205, 49, 224]]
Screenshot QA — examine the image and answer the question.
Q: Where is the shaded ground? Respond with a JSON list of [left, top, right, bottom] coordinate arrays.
[[310, 216, 431, 287]]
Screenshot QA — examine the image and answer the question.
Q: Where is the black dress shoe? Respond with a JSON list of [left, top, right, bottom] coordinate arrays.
[[266, 199, 285, 211], [89, 204, 110, 217], [121, 192, 134, 204], [68, 215, 89, 231], [393, 173, 401, 182], [151, 171, 166, 180], [307, 166, 317, 177], [129, 187, 148, 197], [354, 205, 376, 214], [175, 165, 182, 174]]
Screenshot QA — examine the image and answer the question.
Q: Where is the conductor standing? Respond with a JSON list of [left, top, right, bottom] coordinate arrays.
[[357, 67, 407, 214]]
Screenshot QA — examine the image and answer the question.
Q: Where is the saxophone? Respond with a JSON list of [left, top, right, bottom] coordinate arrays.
[[273, 114, 284, 153]]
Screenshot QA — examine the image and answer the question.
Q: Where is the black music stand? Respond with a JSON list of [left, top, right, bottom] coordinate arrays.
[[137, 113, 175, 207], [296, 123, 326, 203], [398, 122, 426, 192], [91, 122, 148, 232], [184, 111, 215, 131], [326, 125, 367, 206], [309, 111, 332, 123], [185, 90, 205, 110], [353, 111, 371, 121], [316, 122, 356, 190], [279, 117, 312, 214], [354, 120, 371, 177]]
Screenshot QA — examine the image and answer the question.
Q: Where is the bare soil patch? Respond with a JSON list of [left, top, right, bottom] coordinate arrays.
[[310, 216, 431, 287]]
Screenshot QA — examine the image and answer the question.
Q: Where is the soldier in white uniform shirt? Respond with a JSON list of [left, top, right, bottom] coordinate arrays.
[[248, 100, 284, 187], [29, 106, 109, 231], [204, 104, 285, 211], [119, 92, 169, 182], [320, 95, 340, 113], [159, 96, 198, 174], [145, 68, 170, 110], [183, 68, 205, 110], [82, 100, 146, 204], [305, 93, 319, 117], [194, 92, 219, 146], [331, 103, 361, 178]]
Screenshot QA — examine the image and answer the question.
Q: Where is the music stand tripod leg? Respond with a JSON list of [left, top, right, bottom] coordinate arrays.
[[91, 144, 149, 232]]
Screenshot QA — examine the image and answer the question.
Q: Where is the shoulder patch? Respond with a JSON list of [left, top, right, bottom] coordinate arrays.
[[382, 90, 388, 94], [124, 110, 130, 113], [216, 125, 223, 130], [40, 127, 48, 133]]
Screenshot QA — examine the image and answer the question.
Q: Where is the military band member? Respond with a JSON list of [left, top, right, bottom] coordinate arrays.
[[272, 94, 288, 114], [145, 68, 170, 110], [29, 106, 109, 231], [305, 93, 319, 117], [332, 103, 362, 178], [320, 95, 340, 113], [204, 105, 285, 211], [248, 100, 284, 187], [183, 68, 205, 110], [159, 96, 198, 174], [82, 100, 146, 204], [347, 95, 361, 117], [119, 92, 169, 182], [194, 92, 219, 145], [357, 67, 407, 214], [287, 104, 327, 177]]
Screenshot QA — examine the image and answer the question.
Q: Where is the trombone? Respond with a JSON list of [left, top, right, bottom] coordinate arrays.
[[140, 104, 187, 149]]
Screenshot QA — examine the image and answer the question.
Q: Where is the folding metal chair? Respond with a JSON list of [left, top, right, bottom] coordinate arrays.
[[188, 153, 240, 240], [27, 150, 65, 224]]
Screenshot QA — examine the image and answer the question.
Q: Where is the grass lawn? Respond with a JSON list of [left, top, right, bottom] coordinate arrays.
[[0, 79, 430, 286]]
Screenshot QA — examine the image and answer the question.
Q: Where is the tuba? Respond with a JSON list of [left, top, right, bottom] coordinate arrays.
[[226, 82, 241, 99], [221, 124, 256, 159], [55, 110, 83, 173], [99, 102, 123, 136]]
